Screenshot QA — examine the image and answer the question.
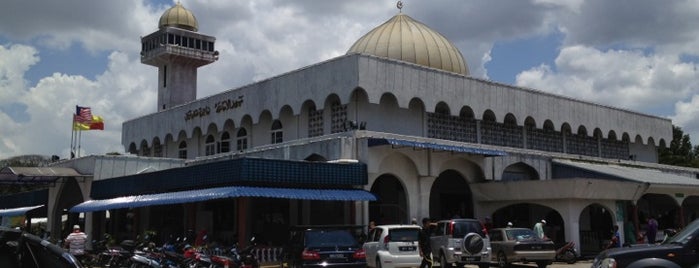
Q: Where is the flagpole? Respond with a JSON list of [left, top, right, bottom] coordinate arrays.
[[78, 130, 82, 158], [70, 115, 75, 158]]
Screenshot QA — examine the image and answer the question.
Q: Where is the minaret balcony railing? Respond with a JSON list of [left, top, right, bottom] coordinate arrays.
[[141, 44, 218, 63]]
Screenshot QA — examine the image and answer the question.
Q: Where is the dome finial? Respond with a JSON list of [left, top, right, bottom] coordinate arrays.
[[397, 1, 403, 13]]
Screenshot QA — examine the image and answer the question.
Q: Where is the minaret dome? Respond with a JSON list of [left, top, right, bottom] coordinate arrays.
[[159, 2, 199, 32]]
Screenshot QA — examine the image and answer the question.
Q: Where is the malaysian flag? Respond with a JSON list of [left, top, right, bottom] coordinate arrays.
[[75, 106, 92, 123]]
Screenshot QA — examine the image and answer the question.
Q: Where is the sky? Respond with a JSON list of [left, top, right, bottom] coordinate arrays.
[[2, 0, 699, 160]]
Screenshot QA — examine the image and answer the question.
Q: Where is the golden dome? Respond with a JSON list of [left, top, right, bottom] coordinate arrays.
[[159, 2, 198, 32], [347, 13, 469, 76]]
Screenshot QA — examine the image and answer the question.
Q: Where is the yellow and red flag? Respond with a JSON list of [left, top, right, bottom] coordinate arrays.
[[73, 115, 104, 130], [89, 115, 104, 130]]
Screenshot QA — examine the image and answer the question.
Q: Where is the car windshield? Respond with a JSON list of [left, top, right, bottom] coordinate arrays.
[[664, 218, 699, 245], [505, 229, 537, 241], [453, 221, 484, 237], [389, 228, 420, 242], [305, 230, 358, 247]]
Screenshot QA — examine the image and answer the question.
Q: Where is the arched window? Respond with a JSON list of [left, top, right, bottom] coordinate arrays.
[[220, 132, 231, 153], [271, 120, 283, 144], [205, 135, 216, 156], [308, 106, 323, 137], [178, 141, 187, 159], [140, 141, 150, 157], [153, 139, 163, 157], [236, 128, 248, 151], [330, 101, 347, 133]]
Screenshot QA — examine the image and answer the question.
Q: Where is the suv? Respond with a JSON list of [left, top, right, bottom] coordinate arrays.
[[281, 225, 367, 268], [430, 219, 491, 268], [592, 218, 699, 268], [363, 225, 422, 268]]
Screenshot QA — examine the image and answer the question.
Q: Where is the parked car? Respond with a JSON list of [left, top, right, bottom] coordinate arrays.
[[489, 227, 555, 268], [591, 218, 699, 268], [280, 225, 367, 268], [363, 224, 421, 268], [430, 219, 491, 268], [0, 226, 83, 268]]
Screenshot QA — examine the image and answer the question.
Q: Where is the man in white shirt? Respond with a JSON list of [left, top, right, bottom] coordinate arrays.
[[65, 225, 88, 256], [533, 220, 546, 239]]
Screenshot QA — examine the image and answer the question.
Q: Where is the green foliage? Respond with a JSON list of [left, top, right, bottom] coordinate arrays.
[[658, 125, 698, 167]]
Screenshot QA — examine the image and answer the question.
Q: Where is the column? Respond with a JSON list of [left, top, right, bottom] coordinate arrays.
[[418, 176, 436, 219]]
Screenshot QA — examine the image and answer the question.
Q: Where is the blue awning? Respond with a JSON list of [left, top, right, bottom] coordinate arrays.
[[368, 138, 507, 156], [0, 205, 44, 217], [70, 186, 377, 213]]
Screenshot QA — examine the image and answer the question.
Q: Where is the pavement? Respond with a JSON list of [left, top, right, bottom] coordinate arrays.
[[464, 259, 593, 268], [263, 260, 594, 268], [264, 259, 594, 268]]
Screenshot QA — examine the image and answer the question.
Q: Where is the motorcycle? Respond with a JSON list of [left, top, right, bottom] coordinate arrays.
[[94, 239, 135, 268], [554, 241, 577, 264], [210, 237, 259, 268]]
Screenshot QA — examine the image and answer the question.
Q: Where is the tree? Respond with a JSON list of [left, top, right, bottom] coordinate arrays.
[[659, 125, 696, 167]]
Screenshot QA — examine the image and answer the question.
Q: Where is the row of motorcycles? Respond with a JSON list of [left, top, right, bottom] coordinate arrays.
[[80, 234, 260, 268]]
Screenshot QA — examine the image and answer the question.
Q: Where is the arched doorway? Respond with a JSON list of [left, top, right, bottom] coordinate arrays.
[[579, 204, 614, 256], [682, 196, 699, 225], [492, 203, 565, 244], [369, 175, 408, 224], [430, 170, 473, 219], [638, 193, 680, 231], [53, 178, 85, 239]]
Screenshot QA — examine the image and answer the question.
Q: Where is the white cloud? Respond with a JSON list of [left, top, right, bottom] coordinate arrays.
[[0, 44, 38, 103], [516, 45, 699, 140]]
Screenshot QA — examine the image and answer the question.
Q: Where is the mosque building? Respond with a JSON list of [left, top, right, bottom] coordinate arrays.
[[3, 2, 699, 257]]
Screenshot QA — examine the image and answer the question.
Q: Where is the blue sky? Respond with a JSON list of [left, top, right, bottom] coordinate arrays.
[[2, 0, 699, 159]]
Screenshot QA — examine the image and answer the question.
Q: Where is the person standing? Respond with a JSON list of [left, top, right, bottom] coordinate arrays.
[[419, 218, 434, 268], [533, 220, 546, 239], [646, 216, 658, 244], [65, 225, 88, 256], [607, 225, 621, 249]]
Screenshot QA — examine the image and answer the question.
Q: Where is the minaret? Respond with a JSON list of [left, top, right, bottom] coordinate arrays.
[[141, 2, 218, 111]]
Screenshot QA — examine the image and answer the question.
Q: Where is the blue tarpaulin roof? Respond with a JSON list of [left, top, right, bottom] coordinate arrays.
[[368, 138, 507, 156], [0, 205, 44, 217], [91, 157, 368, 199], [70, 186, 377, 213]]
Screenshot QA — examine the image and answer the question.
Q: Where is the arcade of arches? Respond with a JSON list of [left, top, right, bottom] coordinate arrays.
[[367, 160, 699, 256]]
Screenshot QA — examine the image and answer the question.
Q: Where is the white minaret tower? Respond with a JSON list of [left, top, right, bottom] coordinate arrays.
[[141, 2, 218, 111]]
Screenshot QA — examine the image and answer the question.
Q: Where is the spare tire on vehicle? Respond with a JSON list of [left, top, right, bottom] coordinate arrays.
[[462, 233, 484, 255]]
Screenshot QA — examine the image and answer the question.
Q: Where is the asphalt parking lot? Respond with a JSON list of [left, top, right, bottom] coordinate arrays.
[[464, 259, 592, 268]]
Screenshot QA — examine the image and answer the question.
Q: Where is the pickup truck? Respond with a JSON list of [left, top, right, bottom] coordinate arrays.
[[591, 219, 699, 268]]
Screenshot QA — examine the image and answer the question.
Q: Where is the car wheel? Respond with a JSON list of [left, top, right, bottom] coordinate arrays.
[[496, 252, 508, 268], [440, 253, 449, 268], [535, 261, 548, 268], [376, 257, 382, 268]]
